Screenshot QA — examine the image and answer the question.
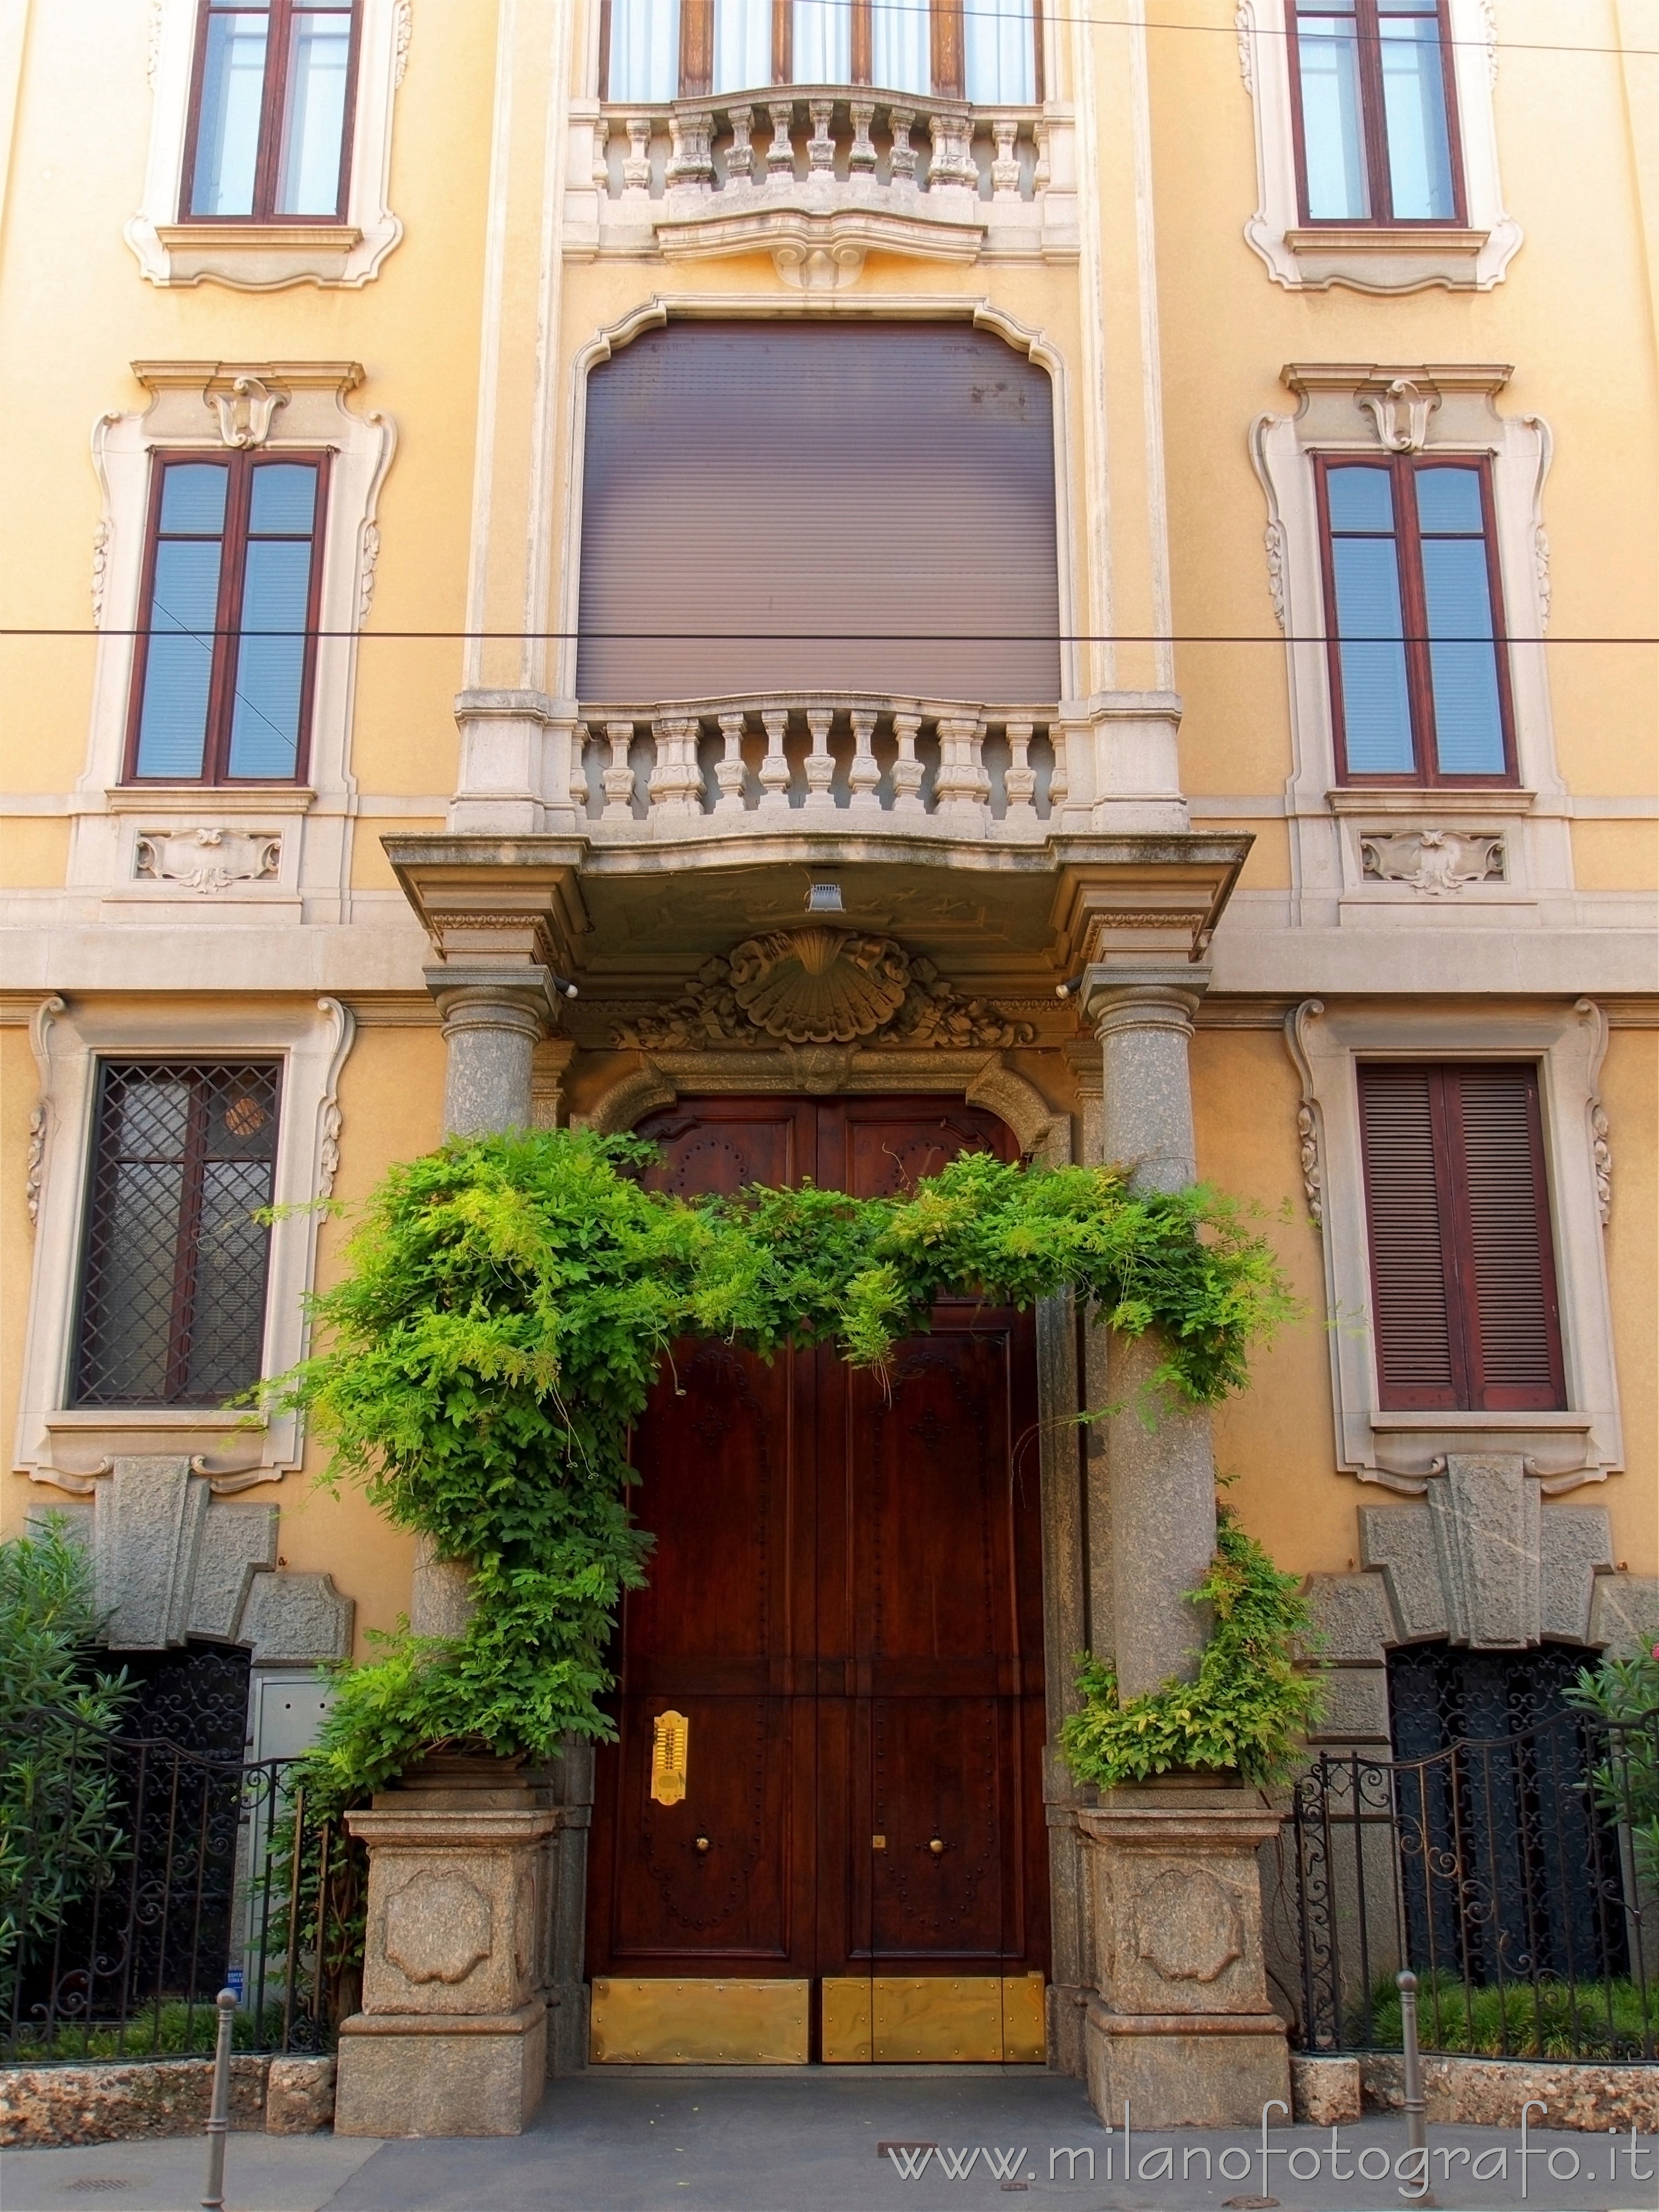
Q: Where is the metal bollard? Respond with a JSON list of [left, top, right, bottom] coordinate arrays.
[[201, 1987, 237, 2211], [1397, 1969, 1435, 2205]]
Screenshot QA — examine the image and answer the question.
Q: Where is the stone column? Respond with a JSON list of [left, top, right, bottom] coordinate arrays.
[[335, 1777, 558, 2136], [1086, 969, 1217, 1697], [426, 966, 554, 1140]]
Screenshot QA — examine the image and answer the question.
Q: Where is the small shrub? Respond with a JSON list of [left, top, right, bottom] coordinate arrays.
[[1060, 1511, 1323, 1789], [1564, 1633, 1659, 1891], [0, 1519, 133, 2002]]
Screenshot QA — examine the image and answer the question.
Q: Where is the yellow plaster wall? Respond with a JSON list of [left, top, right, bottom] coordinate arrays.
[[1572, 821, 1659, 892], [0, 1030, 39, 1538], [350, 820, 446, 890], [1600, 1026, 1658, 1577], [275, 1025, 448, 1653], [0, 819, 70, 887]]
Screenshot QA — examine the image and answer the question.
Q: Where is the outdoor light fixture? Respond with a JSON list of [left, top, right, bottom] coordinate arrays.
[[806, 883, 844, 914], [1056, 974, 1084, 999], [551, 975, 579, 999]]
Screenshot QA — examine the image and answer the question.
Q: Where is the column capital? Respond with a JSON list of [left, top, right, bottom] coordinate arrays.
[[423, 964, 559, 1040], [1081, 962, 1210, 1040]]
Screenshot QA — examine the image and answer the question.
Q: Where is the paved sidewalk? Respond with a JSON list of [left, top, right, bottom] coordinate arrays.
[[2, 2069, 1651, 2212]]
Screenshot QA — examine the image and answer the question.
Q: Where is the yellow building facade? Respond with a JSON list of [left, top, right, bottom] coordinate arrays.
[[2, 0, 1655, 2112]]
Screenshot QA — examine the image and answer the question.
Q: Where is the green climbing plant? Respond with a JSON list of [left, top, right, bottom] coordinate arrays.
[[1060, 1511, 1324, 1789], [267, 1128, 1300, 1813]]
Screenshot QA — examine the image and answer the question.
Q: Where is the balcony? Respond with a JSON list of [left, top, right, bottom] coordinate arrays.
[[571, 695, 1064, 841], [571, 90, 1077, 281]]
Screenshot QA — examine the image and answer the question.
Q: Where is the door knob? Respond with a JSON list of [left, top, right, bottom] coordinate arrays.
[[929, 1837, 946, 1856], [694, 1834, 711, 1854]]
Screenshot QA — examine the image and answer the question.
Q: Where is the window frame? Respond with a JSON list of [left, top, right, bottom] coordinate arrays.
[[179, 0, 363, 225], [122, 447, 332, 789], [1316, 452, 1518, 789], [69, 1058, 285, 1412], [1357, 1060, 1567, 1417], [601, 0, 1044, 102], [1284, 0, 1465, 228]]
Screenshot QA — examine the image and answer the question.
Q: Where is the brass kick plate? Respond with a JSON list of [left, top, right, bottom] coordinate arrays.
[[650, 1709, 688, 1805], [590, 1978, 809, 2064], [821, 1974, 1047, 2064]]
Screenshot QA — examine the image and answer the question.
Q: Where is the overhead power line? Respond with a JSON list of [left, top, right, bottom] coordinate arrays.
[[2, 629, 1653, 645]]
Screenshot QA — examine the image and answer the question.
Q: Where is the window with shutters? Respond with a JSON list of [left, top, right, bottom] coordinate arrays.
[[1317, 455, 1516, 786], [604, 0, 1041, 102], [125, 451, 328, 785], [182, 0, 360, 222], [1357, 1062, 1565, 1414], [1286, 0, 1462, 226], [70, 1062, 282, 1408], [577, 321, 1060, 705]]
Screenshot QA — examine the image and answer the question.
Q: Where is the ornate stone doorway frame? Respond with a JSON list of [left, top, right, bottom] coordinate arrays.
[[570, 1043, 1094, 2074]]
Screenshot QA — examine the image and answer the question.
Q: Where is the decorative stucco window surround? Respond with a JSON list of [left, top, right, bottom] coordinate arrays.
[[70, 362, 394, 926], [16, 994, 354, 1492], [128, 0, 410, 288], [1285, 995, 1620, 1496], [1251, 363, 1569, 930], [1234, 0, 1519, 291]]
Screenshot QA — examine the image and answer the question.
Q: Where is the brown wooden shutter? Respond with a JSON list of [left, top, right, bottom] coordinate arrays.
[[1358, 1063, 1463, 1409], [1358, 1061, 1566, 1415], [1444, 1064, 1566, 1410], [576, 321, 1061, 705]]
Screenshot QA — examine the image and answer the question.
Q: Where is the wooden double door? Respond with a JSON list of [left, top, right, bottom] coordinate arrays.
[[586, 1098, 1050, 2060]]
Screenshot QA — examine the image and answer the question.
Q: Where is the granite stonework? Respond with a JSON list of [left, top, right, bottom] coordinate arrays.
[[1359, 2054, 1659, 2133], [427, 969, 556, 1139], [0, 2056, 332, 2147], [1291, 2054, 1363, 2126], [335, 1790, 559, 2137], [1077, 1788, 1291, 2127], [27, 1460, 349, 1666]]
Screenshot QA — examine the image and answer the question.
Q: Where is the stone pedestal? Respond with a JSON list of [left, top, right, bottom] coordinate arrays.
[[1078, 1788, 1290, 2127], [334, 1796, 558, 2137]]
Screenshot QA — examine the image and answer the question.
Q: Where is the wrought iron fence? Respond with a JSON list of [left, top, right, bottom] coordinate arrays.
[[1, 1722, 362, 2065], [1282, 1707, 1658, 2062]]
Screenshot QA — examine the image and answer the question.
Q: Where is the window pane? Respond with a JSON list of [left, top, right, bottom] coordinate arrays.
[[1414, 465, 1483, 534], [608, 0, 680, 100], [136, 541, 223, 778], [186, 1160, 277, 1397], [964, 0, 1035, 105], [1421, 539, 1505, 774], [1379, 4, 1455, 218], [228, 540, 311, 776], [1331, 538, 1415, 773], [792, 0, 851, 81], [73, 1063, 281, 1409], [872, 0, 930, 95], [248, 461, 318, 534], [1296, 11, 1369, 218], [191, 8, 270, 216], [1326, 464, 1395, 531], [713, 0, 773, 91], [275, 8, 352, 215], [160, 462, 230, 534]]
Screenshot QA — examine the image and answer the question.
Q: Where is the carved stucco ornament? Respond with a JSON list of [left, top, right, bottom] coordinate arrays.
[[1135, 1865, 1244, 1985], [1360, 828, 1504, 895], [612, 928, 1036, 1053], [384, 1871, 493, 1986]]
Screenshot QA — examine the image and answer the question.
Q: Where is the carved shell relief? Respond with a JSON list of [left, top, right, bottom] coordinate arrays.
[[611, 927, 1035, 1052]]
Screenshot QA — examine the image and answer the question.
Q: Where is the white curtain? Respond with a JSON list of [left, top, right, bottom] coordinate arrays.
[[870, 0, 929, 94], [792, 0, 852, 82], [963, 0, 1035, 104], [608, 0, 681, 102], [713, 0, 773, 91]]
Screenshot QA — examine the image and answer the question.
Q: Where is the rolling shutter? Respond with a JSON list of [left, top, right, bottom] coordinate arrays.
[[1357, 1062, 1565, 1414], [576, 321, 1061, 705]]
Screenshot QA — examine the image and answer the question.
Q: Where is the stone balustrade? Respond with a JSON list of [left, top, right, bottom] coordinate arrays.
[[595, 90, 1047, 208], [572, 696, 1065, 839]]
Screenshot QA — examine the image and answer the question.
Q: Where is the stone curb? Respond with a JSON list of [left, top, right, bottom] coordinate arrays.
[[1292, 2052, 1659, 2134], [0, 2054, 335, 2147]]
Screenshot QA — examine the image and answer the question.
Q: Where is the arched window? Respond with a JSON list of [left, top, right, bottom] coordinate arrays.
[[577, 321, 1060, 705]]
